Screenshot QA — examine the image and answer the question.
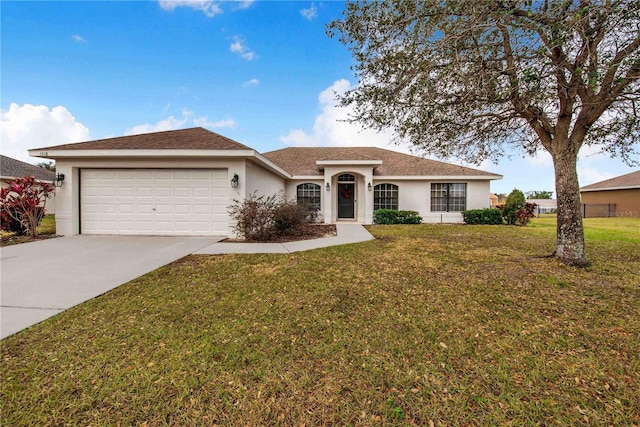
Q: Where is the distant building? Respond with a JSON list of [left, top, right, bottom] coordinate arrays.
[[526, 199, 557, 215], [580, 170, 640, 218], [490, 193, 499, 207]]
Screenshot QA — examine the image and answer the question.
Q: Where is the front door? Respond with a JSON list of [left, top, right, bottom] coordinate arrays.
[[338, 183, 355, 219]]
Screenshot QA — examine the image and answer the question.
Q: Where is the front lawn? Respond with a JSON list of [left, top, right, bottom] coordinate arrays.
[[1, 217, 638, 425]]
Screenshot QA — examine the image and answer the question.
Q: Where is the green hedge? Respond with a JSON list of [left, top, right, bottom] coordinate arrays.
[[462, 208, 503, 225], [373, 209, 423, 224]]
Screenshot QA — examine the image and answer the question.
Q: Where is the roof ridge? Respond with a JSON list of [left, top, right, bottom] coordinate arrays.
[[30, 127, 253, 151]]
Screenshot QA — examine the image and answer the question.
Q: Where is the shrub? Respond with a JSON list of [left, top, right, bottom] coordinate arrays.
[[503, 189, 526, 225], [516, 202, 537, 226], [228, 193, 279, 241], [373, 209, 422, 224], [228, 193, 319, 241], [0, 176, 53, 237], [273, 198, 316, 236], [462, 208, 503, 225]]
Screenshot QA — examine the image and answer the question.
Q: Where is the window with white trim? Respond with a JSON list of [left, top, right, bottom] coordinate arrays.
[[296, 183, 321, 211], [374, 183, 399, 210], [430, 183, 467, 212]]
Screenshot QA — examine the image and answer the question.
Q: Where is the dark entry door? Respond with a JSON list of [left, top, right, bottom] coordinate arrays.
[[338, 183, 355, 219]]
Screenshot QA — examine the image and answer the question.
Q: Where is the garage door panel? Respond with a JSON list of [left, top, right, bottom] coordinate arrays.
[[81, 169, 229, 236]]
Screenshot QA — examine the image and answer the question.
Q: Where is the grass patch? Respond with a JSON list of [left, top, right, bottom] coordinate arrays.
[[0, 214, 57, 246], [1, 220, 639, 425], [530, 214, 640, 243]]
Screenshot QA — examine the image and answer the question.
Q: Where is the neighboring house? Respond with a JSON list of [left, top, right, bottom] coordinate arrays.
[[28, 127, 502, 237], [580, 170, 640, 218], [0, 155, 56, 214], [526, 199, 557, 215], [489, 193, 499, 208]]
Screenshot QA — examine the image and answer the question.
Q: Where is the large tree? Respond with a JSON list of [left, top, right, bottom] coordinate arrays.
[[328, 0, 639, 266]]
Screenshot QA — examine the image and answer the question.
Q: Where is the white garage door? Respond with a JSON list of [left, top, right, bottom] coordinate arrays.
[[81, 169, 229, 236]]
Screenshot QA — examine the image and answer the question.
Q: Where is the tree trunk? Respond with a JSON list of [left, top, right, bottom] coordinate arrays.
[[552, 152, 589, 266]]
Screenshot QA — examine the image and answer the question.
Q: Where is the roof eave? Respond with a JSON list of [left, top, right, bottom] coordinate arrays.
[[316, 160, 383, 167], [580, 185, 640, 192], [374, 174, 503, 180]]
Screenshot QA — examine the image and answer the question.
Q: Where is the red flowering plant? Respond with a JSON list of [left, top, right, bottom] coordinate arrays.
[[1, 176, 54, 237]]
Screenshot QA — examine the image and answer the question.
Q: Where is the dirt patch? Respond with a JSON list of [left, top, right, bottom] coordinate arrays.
[[225, 224, 337, 243]]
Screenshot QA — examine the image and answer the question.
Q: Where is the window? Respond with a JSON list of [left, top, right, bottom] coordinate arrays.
[[374, 183, 399, 210], [297, 183, 321, 211], [430, 183, 467, 212], [338, 174, 355, 182]]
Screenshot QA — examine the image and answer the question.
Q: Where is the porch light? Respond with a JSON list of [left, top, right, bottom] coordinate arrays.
[[368, 182, 372, 191], [326, 182, 330, 191], [54, 173, 65, 187], [231, 173, 239, 189]]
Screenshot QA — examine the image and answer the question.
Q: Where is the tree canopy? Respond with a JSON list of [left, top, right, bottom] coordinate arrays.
[[328, 0, 639, 164], [526, 190, 554, 199]]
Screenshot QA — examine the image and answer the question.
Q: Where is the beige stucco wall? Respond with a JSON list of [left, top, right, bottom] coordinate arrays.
[[283, 176, 494, 225], [375, 179, 491, 223], [580, 188, 640, 217], [244, 160, 286, 200], [52, 155, 496, 235], [53, 158, 249, 236]]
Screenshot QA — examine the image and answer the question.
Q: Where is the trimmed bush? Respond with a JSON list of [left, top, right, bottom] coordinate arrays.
[[373, 209, 422, 224], [462, 208, 503, 225]]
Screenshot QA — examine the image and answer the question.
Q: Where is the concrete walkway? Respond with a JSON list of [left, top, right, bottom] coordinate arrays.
[[193, 223, 374, 254]]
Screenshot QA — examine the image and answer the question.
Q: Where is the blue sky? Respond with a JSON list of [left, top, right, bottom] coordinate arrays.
[[1, 0, 637, 195]]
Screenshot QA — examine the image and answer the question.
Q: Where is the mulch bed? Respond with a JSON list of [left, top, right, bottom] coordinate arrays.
[[225, 224, 337, 243], [0, 234, 60, 247]]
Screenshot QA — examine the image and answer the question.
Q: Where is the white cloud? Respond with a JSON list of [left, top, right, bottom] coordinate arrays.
[[193, 117, 236, 128], [158, 0, 223, 17], [230, 36, 257, 61], [280, 79, 405, 151], [243, 78, 260, 88], [0, 103, 90, 163], [526, 150, 553, 166], [126, 109, 236, 135], [234, 0, 254, 10], [71, 34, 86, 43], [300, 3, 317, 20]]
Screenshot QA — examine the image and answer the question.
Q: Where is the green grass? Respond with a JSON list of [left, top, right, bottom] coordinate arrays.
[[1, 218, 639, 426], [530, 214, 640, 243], [38, 213, 57, 235]]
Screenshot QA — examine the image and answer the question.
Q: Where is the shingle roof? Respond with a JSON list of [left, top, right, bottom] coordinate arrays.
[[580, 170, 640, 191], [32, 127, 252, 151], [1, 155, 56, 182], [30, 127, 500, 178], [262, 147, 500, 177]]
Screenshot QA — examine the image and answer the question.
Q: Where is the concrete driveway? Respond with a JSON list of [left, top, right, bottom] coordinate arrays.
[[0, 235, 223, 339]]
